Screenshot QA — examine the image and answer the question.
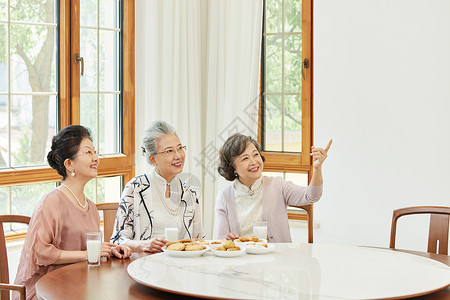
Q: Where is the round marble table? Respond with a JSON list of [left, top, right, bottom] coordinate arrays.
[[127, 243, 450, 300]]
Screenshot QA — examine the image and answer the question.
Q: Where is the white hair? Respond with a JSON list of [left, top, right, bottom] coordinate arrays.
[[142, 121, 177, 158]]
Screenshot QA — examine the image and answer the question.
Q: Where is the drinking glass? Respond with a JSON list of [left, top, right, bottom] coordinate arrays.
[[86, 232, 102, 267], [164, 221, 178, 241], [253, 221, 268, 240]]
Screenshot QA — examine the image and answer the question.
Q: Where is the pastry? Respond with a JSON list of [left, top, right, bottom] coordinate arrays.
[[223, 240, 235, 249], [185, 243, 206, 251], [167, 242, 185, 251]]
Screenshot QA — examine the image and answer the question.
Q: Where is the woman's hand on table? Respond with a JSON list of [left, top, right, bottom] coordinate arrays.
[[111, 244, 132, 258], [140, 238, 168, 253], [226, 233, 239, 240], [101, 242, 114, 257]]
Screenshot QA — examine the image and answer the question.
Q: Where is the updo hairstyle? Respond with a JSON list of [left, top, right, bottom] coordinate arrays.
[[141, 121, 177, 164], [217, 133, 265, 181], [47, 125, 92, 179]]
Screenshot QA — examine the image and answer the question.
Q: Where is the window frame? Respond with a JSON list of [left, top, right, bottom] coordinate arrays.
[[260, 0, 313, 178], [0, 0, 135, 187], [260, 0, 313, 221]]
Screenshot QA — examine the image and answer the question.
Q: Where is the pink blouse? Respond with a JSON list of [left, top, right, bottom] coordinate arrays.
[[14, 189, 100, 300]]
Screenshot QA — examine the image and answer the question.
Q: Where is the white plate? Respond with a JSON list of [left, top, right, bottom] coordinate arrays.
[[210, 247, 246, 258], [199, 240, 223, 249], [162, 246, 209, 258], [234, 238, 267, 244], [234, 239, 268, 248], [245, 243, 274, 254], [207, 240, 223, 249]]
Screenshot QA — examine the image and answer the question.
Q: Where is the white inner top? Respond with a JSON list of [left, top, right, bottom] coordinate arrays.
[[234, 176, 263, 236]]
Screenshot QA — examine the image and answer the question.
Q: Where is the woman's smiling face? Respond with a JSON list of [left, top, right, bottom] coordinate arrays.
[[149, 133, 185, 182], [233, 142, 264, 187], [70, 138, 99, 180]]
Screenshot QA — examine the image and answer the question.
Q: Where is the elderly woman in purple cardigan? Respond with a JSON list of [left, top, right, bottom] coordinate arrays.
[[215, 133, 332, 243]]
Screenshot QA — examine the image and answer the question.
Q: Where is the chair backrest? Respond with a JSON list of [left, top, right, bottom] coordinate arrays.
[[0, 283, 26, 300], [96, 203, 119, 242], [288, 204, 314, 243], [389, 206, 450, 255], [0, 215, 30, 300]]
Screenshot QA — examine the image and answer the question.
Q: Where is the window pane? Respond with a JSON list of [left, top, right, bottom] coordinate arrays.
[[80, 28, 98, 92], [99, 94, 119, 154], [10, 95, 57, 166], [284, 35, 301, 93], [80, 0, 98, 27], [85, 176, 122, 204], [285, 172, 308, 186], [98, 176, 122, 203], [80, 93, 98, 145], [262, 171, 284, 178], [9, 0, 56, 23], [10, 24, 57, 93], [285, 0, 302, 33], [99, 31, 119, 91], [0, 186, 7, 215], [0, 23, 6, 92], [262, 172, 308, 186], [284, 95, 301, 152], [0, 95, 6, 168], [265, 0, 282, 33], [264, 95, 282, 151], [11, 181, 56, 220], [265, 35, 282, 93], [100, 0, 119, 29], [0, 0, 5, 20], [263, 0, 306, 156]]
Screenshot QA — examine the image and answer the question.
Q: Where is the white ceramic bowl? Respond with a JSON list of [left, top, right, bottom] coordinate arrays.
[[245, 243, 274, 254], [210, 247, 246, 258], [162, 246, 209, 258]]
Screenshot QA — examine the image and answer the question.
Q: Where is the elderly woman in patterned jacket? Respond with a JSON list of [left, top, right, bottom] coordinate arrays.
[[111, 121, 204, 253]]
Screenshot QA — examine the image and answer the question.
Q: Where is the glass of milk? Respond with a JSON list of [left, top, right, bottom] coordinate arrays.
[[86, 232, 102, 267], [164, 221, 178, 241], [253, 221, 267, 240]]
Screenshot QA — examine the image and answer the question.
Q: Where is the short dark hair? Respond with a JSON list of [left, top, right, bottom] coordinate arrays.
[[47, 125, 92, 180], [217, 133, 265, 181]]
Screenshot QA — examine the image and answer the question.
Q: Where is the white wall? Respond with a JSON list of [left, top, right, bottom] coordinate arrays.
[[313, 0, 450, 249], [134, 0, 450, 249]]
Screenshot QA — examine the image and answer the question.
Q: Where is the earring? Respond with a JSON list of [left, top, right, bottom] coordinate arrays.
[[234, 172, 238, 177], [71, 170, 75, 176]]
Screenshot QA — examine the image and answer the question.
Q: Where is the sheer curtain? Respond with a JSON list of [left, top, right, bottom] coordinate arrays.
[[135, 0, 263, 238]]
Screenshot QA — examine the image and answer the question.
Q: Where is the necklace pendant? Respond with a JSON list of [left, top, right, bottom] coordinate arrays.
[[249, 190, 254, 196]]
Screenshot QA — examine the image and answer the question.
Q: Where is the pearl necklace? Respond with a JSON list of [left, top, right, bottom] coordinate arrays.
[[152, 177, 181, 216], [61, 183, 87, 209]]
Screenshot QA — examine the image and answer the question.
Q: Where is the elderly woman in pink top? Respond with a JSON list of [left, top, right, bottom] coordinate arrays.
[[14, 125, 131, 300], [215, 133, 332, 243]]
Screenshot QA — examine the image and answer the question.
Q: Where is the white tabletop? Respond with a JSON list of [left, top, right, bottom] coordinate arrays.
[[127, 243, 450, 300]]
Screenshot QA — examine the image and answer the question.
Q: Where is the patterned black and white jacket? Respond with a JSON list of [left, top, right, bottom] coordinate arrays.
[[110, 171, 204, 244]]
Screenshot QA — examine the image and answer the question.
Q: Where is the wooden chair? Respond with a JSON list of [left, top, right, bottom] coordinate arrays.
[[0, 215, 30, 300], [288, 204, 314, 243], [389, 206, 450, 255], [96, 202, 119, 242], [0, 284, 25, 300]]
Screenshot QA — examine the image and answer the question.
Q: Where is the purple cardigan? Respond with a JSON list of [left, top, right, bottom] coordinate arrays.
[[215, 176, 323, 242]]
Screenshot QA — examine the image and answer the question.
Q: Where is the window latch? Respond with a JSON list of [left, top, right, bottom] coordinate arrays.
[[301, 58, 309, 80], [74, 54, 84, 77]]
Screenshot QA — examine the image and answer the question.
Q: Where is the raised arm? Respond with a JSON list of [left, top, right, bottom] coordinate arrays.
[[310, 139, 332, 186]]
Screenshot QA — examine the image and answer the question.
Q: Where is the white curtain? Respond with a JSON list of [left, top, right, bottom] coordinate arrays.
[[135, 0, 263, 238]]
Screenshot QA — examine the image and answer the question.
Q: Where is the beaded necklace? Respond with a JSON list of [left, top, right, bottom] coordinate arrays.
[[61, 183, 87, 209], [152, 176, 181, 216]]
